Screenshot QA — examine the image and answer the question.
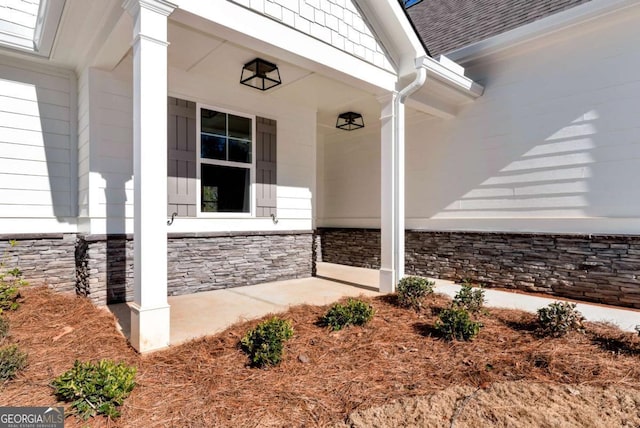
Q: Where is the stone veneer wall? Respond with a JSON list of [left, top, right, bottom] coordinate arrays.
[[0, 234, 76, 294], [75, 234, 133, 304], [318, 228, 380, 268], [76, 231, 314, 305], [317, 228, 640, 309]]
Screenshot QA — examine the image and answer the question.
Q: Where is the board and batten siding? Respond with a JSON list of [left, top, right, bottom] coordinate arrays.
[[167, 96, 197, 217], [256, 116, 277, 217], [0, 55, 76, 233]]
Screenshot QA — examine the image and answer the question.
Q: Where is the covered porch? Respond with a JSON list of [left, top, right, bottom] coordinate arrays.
[[76, 0, 483, 352], [108, 261, 640, 346], [109, 262, 380, 345]]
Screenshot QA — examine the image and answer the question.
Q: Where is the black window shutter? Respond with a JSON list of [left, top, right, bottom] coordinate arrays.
[[167, 97, 197, 216], [256, 117, 277, 217]]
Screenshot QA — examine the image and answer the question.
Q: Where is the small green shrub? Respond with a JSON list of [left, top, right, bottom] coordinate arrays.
[[0, 344, 27, 381], [240, 317, 294, 368], [396, 276, 434, 310], [321, 299, 374, 331], [52, 360, 137, 420], [537, 302, 585, 337], [435, 307, 482, 341], [0, 317, 9, 339], [0, 240, 27, 314], [453, 283, 485, 313]]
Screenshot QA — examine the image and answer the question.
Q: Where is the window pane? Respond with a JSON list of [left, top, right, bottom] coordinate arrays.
[[228, 114, 252, 140], [201, 164, 250, 213], [228, 139, 252, 163], [201, 134, 226, 160], [201, 109, 226, 135]]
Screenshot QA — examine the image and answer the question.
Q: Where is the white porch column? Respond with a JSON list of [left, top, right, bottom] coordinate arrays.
[[123, 0, 176, 353], [378, 92, 405, 293]]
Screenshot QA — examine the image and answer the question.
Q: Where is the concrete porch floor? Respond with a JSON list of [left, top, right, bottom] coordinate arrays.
[[108, 262, 640, 347], [108, 262, 380, 346]]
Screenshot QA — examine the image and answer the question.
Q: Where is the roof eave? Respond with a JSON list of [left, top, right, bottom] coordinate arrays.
[[0, 0, 65, 59], [446, 0, 640, 65], [420, 56, 484, 99], [404, 55, 484, 119]]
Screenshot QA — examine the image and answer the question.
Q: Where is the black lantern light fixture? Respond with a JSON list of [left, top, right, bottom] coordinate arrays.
[[240, 58, 282, 91], [336, 111, 365, 131]]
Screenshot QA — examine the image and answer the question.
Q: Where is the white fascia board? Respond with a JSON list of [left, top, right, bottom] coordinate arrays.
[[405, 56, 484, 118], [34, 0, 65, 55], [353, 0, 426, 75], [419, 55, 484, 99], [447, 0, 640, 65], [0, 0, 66, 58], [172, 0, 397, 93]]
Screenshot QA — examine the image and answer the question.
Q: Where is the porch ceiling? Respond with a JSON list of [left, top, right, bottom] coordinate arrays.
[[50, 1, 476, 134], [165, 21, 385, 136]]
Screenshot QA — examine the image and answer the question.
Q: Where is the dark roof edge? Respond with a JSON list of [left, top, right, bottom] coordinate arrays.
[[446, 0, 637, 64], [398, 1, 431, 57]]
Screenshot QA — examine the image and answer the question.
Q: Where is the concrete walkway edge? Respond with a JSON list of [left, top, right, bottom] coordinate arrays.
[[318, 262, 640, 333]]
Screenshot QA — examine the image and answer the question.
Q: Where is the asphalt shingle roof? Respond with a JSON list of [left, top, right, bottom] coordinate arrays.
[[406, 0, 593, 57]]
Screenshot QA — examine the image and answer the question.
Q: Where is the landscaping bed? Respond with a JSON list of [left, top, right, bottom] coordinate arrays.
[[1, 286, 640, 427]]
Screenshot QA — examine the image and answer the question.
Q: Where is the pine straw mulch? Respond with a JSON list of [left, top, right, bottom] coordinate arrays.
[[1, 286, 640, 427]]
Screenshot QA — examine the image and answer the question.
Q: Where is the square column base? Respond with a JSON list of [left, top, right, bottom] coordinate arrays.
[[379, 268, 395, 294], [130, 303, 170, 353]]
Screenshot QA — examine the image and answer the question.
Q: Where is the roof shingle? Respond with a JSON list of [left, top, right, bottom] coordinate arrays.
[[406, 0, 593, 57]]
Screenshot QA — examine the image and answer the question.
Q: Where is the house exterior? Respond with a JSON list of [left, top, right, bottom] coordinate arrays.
[[0, 0, 638, 352]]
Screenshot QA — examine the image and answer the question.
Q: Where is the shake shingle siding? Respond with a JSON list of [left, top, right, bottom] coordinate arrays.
[[407, 0, 592, 57]]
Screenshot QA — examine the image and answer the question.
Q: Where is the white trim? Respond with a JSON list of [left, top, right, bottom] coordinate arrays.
[[81, 217, 312, 234], [132, 33, 170, 47], [129, 302, 170, 353], [34, 0, 65, 56], [0, 218, 78, 234], [196, 102, 256, 218], [122, 0, 177, 18], [0, 0, 65, 58], [67, 64, 78, 218], [353, 0, 426, 75], [316, 217, 640, 235], [171, 0, 397, 93], [419, 56, 484, 98], [447, 0, 640, 65]]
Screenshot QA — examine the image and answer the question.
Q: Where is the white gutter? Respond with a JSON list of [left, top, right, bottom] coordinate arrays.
[[399, 56, 428, 104], [420, 56, 484, 98], [389, 56, 427, 286]]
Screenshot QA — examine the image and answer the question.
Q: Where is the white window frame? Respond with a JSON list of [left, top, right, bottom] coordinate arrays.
[[196, 103, 256, 217]]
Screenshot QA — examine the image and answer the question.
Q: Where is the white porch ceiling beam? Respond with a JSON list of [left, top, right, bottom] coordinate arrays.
[[170, 0, 397, 94], [123, 0, 176, 353], [91, 10, 133, 71]]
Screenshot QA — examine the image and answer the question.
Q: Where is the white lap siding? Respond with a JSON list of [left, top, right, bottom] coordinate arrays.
[[0, 56, 76, 233], [318, 6, 640, 235]]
